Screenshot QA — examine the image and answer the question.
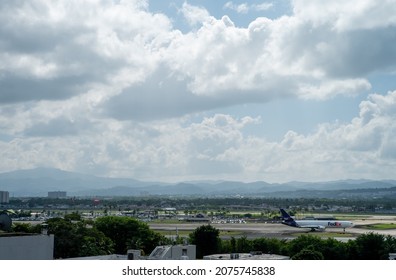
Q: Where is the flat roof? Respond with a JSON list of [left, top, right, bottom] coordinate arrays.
[[66, 254, 128, 260], [0, 232, 39, 237], [203, 253, 289, 260]]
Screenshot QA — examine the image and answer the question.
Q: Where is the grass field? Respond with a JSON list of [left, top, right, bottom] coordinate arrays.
[[153, 229, 245, 238], [149, 219, 185, 224], [290, 231, 355, 238], [358, 223, 396, 230], [332, 215, 372, 220]]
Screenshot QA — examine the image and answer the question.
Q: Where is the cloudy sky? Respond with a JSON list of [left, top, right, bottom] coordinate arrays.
[[1, 0, 396, 183]]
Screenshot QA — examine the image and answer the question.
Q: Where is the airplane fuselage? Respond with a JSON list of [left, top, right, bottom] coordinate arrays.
[[279, 208, 354, 231], [291, 220, 354, 230]]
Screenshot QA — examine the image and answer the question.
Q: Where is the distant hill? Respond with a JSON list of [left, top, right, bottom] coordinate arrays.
[[0, 168, 395, 198], [0, 168, 158, 196]]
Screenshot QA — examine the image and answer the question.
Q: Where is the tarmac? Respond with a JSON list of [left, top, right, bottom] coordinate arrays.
[[149, 215, 396, 241]]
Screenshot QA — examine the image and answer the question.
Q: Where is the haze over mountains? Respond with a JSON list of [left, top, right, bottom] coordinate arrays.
[[0, 168, 395, 198]]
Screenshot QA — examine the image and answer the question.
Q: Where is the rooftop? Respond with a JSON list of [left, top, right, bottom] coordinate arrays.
[[203, 252, 289, 260]]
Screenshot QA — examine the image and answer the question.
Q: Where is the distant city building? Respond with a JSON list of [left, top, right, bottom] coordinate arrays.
[[0, 191, 9, 204], [47, 191, 67, 198]]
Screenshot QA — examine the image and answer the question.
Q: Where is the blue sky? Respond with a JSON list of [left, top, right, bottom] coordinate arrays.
[[1, 0, 396, 183], [149, 0, 292, 29]]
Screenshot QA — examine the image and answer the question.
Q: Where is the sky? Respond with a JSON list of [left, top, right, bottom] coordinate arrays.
[[1, 0, 396, 183]]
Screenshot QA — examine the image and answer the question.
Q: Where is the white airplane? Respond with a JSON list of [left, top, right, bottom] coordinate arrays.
[[280, 208, 353, 232]]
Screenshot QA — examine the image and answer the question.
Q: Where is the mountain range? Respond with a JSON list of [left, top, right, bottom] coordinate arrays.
[[0, 168, 395, 198]]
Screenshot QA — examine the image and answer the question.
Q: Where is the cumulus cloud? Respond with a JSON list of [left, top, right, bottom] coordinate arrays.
[[0, 0, 172, 104], [292, 0, 396, 31], [224, 2, 273, 14], [1, 0, 395, 112], [2, 90, 396, 182], [1, 0, 396, 181], [180, 2, 213, 26]]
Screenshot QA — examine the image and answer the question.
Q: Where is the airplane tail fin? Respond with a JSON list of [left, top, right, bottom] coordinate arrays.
[[280, 208, 292, 219], [280, 208, 298, 227]]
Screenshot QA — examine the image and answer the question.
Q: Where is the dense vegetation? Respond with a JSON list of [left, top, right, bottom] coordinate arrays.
[[12, 214, 167, 258], [189, 224, 396, 260], [94, 216, 167, 255], [8, 193, 396, 260], [12, 215, 396, 259]]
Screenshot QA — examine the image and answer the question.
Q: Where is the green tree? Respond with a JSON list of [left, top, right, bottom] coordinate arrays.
[[251, 237, 283, 255], [383, 235, 396, 257], [236, 236, 252, 253], [78, 229, 115, 257], [47, 218, 77, 258], [12, 223, 42, 234], [64, 212, 81, 221], [219, 237, 235, 253], [286, 235, 325, 257], [94, 216, 166, 255], [47, 217, 114, 259], [189, 224, 221, 259], [292, 247, 324, 260], [354, 232, 388, 259], [321, 238, 348, 260], [230, 236, 236, 252]]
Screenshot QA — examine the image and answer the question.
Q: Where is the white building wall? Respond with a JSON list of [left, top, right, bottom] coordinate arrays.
[[170, 245, 196, 260], [0, 234, 54, 260], [148, 245, 196, 260]]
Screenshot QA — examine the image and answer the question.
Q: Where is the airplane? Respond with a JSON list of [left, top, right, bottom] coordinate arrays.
[[279, 208, 353, 232]]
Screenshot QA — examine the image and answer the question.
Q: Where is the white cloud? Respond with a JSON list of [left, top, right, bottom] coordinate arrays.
[[1, 1, 396, 181], [298, 79, 372, 100], [2, 91, 396, 182], [180, 2, 213, 26], [2, 0, 395, 110], [292, 0, 396, 31], [255, 3, 274, 11], [0, 0, 172, 104], [224, 2, 273, 14], [224, 2, 249, 14]]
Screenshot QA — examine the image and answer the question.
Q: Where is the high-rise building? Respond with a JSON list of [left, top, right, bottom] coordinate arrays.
[[0, 191, 9, 204], [47, 191, 67, 198]]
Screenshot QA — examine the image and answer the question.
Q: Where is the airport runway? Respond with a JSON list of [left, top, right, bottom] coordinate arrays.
[[16, 214, 396, 240], [149, 216, 396, 241]]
